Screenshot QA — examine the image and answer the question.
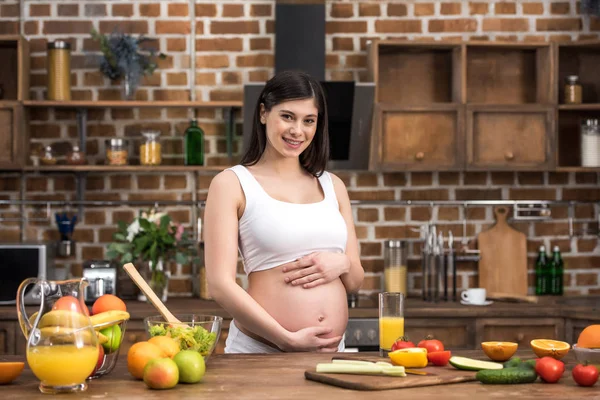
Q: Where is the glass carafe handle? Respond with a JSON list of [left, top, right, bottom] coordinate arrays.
[[16, 278, 44, 339]]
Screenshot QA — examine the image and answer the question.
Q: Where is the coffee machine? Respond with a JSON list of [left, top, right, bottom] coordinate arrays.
[[82, 260, 117, 303]]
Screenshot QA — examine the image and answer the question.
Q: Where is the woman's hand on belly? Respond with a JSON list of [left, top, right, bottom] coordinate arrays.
[[279, 326, 343, 352], [282, 251, 350, 289]]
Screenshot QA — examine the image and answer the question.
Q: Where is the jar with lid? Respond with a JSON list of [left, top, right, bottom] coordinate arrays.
[[384, 240, 407, 295], [40, 146, 57, 165], [581, 119, 600, 167], [66, 145, 86, 165], [564, 75, 582, 104], [47, 41, 71, 101], [105, 138, 129, 166], [140, 130, 162, 166]]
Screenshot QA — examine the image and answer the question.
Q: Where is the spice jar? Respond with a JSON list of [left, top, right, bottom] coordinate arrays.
[[47, 41, 71, 101], [66, 145, 86, 165], [105, 138, 129, 166], [581, 119, 600, 167], [384, 240, 407, 295], [40, 146, 57, 165], [140, 130, 162, 165], [564, 75, 582, 104]]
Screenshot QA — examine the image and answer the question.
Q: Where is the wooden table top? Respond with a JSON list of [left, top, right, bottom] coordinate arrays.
[[0, 350, 594, 399]]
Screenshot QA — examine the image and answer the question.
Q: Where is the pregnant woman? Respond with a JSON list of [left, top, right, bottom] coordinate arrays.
[[204, 71, 364, 353]]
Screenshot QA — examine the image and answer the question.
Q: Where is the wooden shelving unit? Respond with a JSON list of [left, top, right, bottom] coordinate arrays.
[[23, 100, 243, 109]]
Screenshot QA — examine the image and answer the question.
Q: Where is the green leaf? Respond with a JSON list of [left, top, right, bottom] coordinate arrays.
[[106, 249, 118, 259], [160, 215, 170, 231], [122, 253, 133, 263], [175, 252, 187, 265], [114, 233, 127, 242], [139, 218, 152, 231], [117, 220, 128, 232]]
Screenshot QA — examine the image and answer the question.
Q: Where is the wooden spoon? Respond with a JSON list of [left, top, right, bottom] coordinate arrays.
[[123, 263, 183, 325]]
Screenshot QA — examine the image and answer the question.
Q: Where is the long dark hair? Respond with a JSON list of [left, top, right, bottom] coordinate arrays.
[[240, 70, 329, 177]]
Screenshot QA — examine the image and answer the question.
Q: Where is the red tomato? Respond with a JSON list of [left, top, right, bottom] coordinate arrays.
[[417, 337, 444, 353], [52, 295, 90, 316], [428, 350, 452, 366], [572, 364, 599, 387], [391, 337, 416, 352], [535, 356, 565, 383]]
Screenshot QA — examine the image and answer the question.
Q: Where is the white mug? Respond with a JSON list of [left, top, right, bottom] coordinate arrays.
[[461, 288, 487, 304]]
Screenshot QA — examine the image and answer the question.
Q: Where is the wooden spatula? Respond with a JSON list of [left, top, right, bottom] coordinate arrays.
[[123, 262, 183, 325]]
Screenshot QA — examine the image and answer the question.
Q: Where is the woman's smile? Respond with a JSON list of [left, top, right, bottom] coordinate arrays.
[[282, 137, 303, 149]]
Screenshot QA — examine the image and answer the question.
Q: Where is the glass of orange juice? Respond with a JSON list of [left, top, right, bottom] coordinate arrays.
[[379, 292, 405, 357]]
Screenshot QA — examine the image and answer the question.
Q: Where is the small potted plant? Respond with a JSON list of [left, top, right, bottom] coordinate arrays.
[[106, 208, 198, 302], [91, 28, 166, 100]]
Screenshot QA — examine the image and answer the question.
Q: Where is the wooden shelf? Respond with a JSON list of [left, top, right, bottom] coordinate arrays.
[[558, 104, 600, 110], [23, 165, 229, 173], [556, 166, 600, 172], [22, 100, 243, 108]]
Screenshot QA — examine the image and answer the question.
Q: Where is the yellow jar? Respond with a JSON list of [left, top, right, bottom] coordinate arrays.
[[47, 41, 71, 101], [140, 130, 162, 165]]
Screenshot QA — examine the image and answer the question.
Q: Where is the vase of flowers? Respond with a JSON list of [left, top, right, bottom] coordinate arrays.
[[90, 28, 165, 100], [106, 208, 197, 302]]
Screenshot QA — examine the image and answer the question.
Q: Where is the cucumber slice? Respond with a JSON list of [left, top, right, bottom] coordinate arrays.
[[449, 356, 503, 371]]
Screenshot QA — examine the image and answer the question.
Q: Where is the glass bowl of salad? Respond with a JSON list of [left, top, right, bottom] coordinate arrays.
[[144, 314, 223, 362]]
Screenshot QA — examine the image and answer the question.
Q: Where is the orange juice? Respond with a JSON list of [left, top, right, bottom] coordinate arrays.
[[379, 316, 405, 351], [27, 345, 98, 386]]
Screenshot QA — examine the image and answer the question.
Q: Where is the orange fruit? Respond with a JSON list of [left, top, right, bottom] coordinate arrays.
[[576, 325, 600, 349], [481, 342, 519, 361], [530, 339, 570, 360], [0, 362, 24, 384], [148, 336, 181, 359], [127, 341, 166, 379], [92, 294, 127, 315]]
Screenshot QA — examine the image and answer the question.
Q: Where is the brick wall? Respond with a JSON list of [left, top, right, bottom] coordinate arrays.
[[0, 0, 599, 297]]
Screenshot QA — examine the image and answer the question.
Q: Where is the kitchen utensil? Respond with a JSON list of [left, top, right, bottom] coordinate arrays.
[[477, 206, 528, 296], [123, 263, 183, 325], [305, 363, 476, 390], [486, 292, 538, 303], [448, 230, 456, 301]]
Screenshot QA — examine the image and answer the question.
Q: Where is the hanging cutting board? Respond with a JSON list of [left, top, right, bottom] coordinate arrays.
[[305, 364, 476, 391], [477, 206, 528, 296]]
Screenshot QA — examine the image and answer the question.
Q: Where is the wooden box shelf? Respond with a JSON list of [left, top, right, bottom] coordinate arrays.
[[466, 43, 553, 105], [369, 103, 464, 171], [557, 41, 600, 104], [556, 109, 597, 168], [0, 35, 29, 101], [0, 102, 26, 169], [367, 41, 463, 105], [466, 105, 554, 171]]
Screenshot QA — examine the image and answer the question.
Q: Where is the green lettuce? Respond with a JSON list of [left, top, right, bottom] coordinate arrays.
[[148, 324, 217, 356]]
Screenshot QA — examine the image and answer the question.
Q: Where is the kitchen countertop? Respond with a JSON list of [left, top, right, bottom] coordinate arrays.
[[2, 296, 599, 321], [0, 350, 593, 399]]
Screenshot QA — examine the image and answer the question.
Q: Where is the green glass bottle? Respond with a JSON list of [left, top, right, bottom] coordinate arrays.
[[535, 245, 549, 296], [550, 245, 564, 295], [184, 119, 204, 166]]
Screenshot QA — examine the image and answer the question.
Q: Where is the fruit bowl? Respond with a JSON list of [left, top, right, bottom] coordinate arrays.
[[88, 318, 128, 379], [144, 314, 222, 362], [572, 344, 600, 369]]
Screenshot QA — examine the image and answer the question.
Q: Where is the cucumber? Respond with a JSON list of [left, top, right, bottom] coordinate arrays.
[[449, 356, 503, 371], [503, 358, 522, 368], [476, 367, 538, 384]]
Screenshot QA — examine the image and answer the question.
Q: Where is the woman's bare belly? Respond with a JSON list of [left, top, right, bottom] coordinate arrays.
[[243, 265, 349, 341]]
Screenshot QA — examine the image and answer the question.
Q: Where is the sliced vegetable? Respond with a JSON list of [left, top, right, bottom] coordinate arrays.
[[476, 367, 538, 384], [449, 356, 503, 371], [428, 350, 452, 366], [389, 347, 428, 368], [316, 362, 406, 377]]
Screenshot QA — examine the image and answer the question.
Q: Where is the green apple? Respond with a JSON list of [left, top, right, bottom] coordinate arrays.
[[173, 350, 205, 384], [99, 325, 122, 353]]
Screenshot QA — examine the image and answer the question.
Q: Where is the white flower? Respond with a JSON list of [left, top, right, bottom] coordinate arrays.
[[126, 219, 141, 242], [148, 212, 166, 224]]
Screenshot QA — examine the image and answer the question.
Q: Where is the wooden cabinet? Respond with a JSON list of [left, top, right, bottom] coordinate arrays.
[[0, 35, 29, 101], [0, 322, 16, 355], [370, 104, 464, 171], [406, 318, 475, 349], [466, 106, 555, 170], [475, 318, 564, 347], [0, 103, 26, 169]]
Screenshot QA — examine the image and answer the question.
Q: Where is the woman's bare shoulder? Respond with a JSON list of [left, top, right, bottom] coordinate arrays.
[[207, 169, 244, 202]]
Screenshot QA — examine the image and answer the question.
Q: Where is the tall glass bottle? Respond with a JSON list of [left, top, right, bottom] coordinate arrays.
[[535, 245, 549, 296], [550, 246, 564, 295], [185, 119, 204, 166]]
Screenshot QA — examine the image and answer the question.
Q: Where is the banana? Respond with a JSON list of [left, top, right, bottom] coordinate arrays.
[[90, 310, 130, 330], [96, 330, 109, 345], [38, 310, 91, 329], [38, 326, 108, 346]]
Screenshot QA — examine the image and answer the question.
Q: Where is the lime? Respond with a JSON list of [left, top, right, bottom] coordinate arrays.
[[99, 325, 122, 353]]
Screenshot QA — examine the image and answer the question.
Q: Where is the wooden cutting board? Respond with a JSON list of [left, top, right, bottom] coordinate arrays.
[[477, 206, 528, 296], [305, 366, 476, 391], [304, 356, 477, 391]]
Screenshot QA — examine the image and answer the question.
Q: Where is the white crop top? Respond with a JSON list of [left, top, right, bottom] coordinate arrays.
[[228, 165, 348, 275]]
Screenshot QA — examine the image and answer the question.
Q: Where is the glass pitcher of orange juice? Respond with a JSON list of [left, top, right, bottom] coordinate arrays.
[[16, 278, 99, 394]]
